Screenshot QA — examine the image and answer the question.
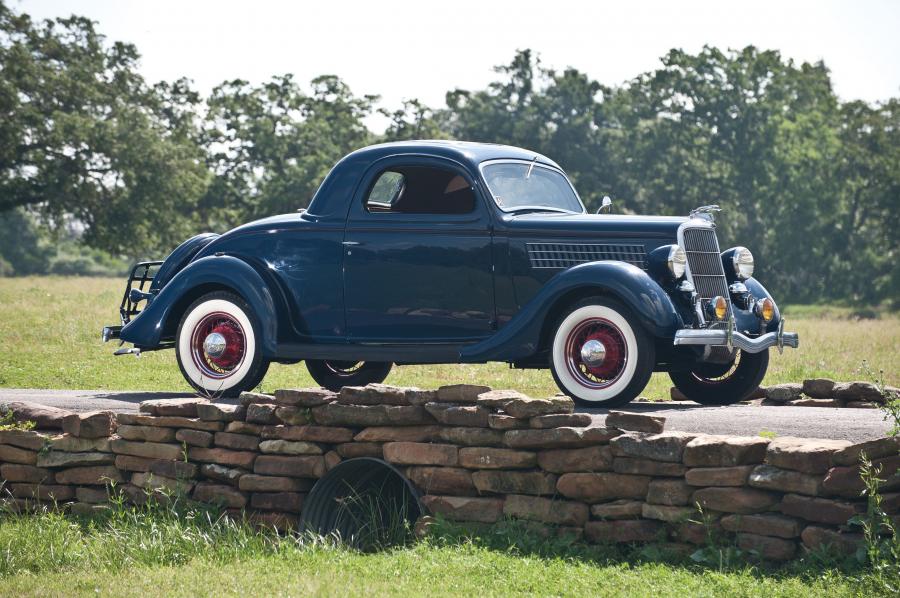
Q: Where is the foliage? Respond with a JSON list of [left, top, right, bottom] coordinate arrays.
[[0, 406, 34, 431], [859, 360, 900, 436], [0, 2, 897, 307], [847, 454, 900, 594]]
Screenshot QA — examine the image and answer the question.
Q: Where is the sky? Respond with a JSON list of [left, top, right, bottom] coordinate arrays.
[[15, 0, 900, 130]]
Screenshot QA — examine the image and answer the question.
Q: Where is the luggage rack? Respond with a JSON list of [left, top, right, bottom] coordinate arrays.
[[119, 261, 163, 325]]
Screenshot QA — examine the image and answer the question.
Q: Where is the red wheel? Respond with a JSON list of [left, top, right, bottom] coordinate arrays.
[[550, 297, 654, 407], [563, 318, 629, 389], [176, 291, 269, 397]]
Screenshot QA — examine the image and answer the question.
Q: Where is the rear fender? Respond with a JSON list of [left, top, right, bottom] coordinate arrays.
[[461, 261, 683, 362], [119, 255, 280, 356]]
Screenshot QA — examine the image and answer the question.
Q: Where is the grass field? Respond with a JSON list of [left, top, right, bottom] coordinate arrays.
[[0, 506, 887, 598], [0, 276, 897, 397]]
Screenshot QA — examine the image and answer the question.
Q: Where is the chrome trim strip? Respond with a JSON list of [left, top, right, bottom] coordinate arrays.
[[673, 328, 799, 354]]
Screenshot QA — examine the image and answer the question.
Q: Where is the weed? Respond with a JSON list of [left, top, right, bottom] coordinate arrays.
[[858, 360, 900, 436], [847, 453, 900, 593], [758, 430, 778, 439], [0, 407, 35, 432]]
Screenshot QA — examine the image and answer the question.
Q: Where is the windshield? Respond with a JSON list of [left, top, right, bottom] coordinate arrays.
[[481, 161, 585, 214]]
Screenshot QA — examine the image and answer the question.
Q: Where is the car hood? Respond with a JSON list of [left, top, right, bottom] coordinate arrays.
[[501, 212, 686, 239]]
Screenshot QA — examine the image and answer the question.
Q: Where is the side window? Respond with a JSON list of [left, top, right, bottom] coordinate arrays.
[[364, 165, 476, 215]]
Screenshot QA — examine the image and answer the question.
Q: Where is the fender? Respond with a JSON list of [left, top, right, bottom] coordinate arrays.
[[119, 255, 280, 356], [149, 232, 220, 293], [460, 261, 684, 362], [740, 277, 782, 334]]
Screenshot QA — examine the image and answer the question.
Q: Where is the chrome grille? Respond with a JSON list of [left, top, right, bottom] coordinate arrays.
[[527, 243, 646, 269], [681, 227, 731, 323]]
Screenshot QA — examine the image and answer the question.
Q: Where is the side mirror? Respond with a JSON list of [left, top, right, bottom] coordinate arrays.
[[597, 196, 612, 214]]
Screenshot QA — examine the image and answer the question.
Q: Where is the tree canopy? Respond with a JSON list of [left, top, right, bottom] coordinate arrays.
[[0, 2, 897, 306]]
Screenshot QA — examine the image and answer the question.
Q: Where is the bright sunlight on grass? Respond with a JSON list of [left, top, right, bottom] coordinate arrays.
[[0, 277, 897, 397]]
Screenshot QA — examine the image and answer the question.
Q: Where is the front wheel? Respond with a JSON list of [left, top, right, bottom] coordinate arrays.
[[305, 360, 393, 391], [175, 291, 270, 398], [669, 350, 769, 405], [549, 297, 655, 408]]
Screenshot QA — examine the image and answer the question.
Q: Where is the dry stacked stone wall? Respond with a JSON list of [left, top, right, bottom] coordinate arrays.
[[1, 383, 898, 561]]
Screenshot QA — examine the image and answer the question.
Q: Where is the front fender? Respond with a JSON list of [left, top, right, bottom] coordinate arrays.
[[460, 261, 684, 362], [119, 255, 279, 355]]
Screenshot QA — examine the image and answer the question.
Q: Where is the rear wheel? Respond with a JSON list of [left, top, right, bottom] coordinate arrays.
[[549, 297, 655, 408], [305, 360, 393, 391], [669, 349, 769, 405], [175, 291, 269, 397]]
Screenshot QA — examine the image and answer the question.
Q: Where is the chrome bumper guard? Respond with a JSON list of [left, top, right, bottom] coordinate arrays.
[[673, 320, 799, 354]]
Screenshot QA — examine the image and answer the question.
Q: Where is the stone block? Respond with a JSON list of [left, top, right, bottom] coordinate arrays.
[[823, 455, 900, 498], [424, 403, 489, 427], [487, 414, 529, 430], [192, 482, 247, 508], [116, 425, 176, 443], [116, 414, 223, 432], [556, 472, 651, 502], [736, 533, 796, 560], [720, 514, 802, 538], [458, 447, 536, 469], [250, 492, 303, 511], [682, 435, 769, 467], [503, 494, 589, 526], [0, 463, 53, 483], [258, 439, 323, 455], [684, 466, 754, 487], [613, 458, 687, 477], [238, 474, 314, 492], [215, 431, 260, 451], [436, 384, 492, 403], [0, 430, 48, 451], [691, 487, 779, 514], [780, 494, 864, 525], [437, 427, 505, 447], [537, 445, 613, 473], [765, 437, 852, 473], [505, 427, 619, 449], [529, 413, 593, 429], [383, 442, 458, 466], [55, 466, 123, 485], [139, 398, 207, 417], [406, 467, 476, 496], [476, 389, 529, 410], [0, 444, 36, 465], [253, 455, 325, 478], [646, 479, 693, 506], [188, 447, 256, 469], [610, 431, 697, 462], [765, 384, 802, 403], [832, 381, 885, 403], [274, 388, 336, 407], [313, 404, 434, 427], [336, 442, 383, 458], [175, 429, 214, 448], [246, 403, 280, 425], [584, 520, 662, 543], [802, 379, 835, 399], [36, 451, 114, 468], [353, 425, 442, 442], [263, 425, 355, 444], [472, 470, 557, 495], [590, 500, 644, 520], [641, 503, 694, 522], [421, 495, 504, 523], [196, 403, 246, 422], [605, 411, 665, 434], [337, 384, 412, 406], [503, 396, 574, 418], [274, 406, 311, 426]]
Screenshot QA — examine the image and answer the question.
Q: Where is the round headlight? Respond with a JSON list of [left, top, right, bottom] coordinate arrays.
[[667, 246, 686, 279], [732, 247, 754, 280]]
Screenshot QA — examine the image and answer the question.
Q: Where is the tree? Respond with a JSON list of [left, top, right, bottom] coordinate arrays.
[[0, 3, 208, 256], [201, 74, 376, 222]]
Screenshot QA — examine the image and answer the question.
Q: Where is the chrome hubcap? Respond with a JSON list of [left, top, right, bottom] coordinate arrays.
[[580, 339, 607, 367], [203, 332, 227, 358]]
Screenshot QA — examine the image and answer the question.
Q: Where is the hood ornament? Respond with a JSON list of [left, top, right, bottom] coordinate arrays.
[[689, 204, 721, 223]]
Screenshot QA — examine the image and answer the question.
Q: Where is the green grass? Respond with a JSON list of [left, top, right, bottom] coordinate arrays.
[[0, 504, 886, 597], [0, 277, 897, 397]]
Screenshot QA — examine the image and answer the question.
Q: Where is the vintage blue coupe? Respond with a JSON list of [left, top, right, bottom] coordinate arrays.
[[102, 141, 798, 406]]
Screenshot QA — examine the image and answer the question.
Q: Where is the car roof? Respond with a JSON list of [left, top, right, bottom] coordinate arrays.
[[343, 140, 562, 170]]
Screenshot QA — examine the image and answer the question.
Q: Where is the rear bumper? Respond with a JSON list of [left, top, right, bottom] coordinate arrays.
[[673, 321, 799, 354]]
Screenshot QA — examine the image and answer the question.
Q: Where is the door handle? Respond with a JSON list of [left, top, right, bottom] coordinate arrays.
[[341, 241, 361, 246]]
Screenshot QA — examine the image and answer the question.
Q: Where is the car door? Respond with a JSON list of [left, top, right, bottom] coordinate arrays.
[[342, 156, 495, 344]]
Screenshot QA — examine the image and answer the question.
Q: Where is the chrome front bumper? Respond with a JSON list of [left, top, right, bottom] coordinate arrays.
[[673, 320, 799, 354]]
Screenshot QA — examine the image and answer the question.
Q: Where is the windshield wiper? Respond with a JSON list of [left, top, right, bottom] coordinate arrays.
[[506, 205, 578, 215]]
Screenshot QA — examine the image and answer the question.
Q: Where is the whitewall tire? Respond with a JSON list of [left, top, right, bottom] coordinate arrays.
[[549, 297, 655, 407], [175, 291, 269, 397]]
